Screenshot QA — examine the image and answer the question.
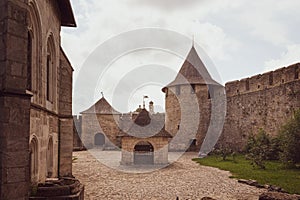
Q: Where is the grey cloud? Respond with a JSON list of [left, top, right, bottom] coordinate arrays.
[[130, 0, 206, 11]]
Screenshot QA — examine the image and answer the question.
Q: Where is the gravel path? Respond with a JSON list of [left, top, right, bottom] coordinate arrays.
[[72, 150, 265, 200]]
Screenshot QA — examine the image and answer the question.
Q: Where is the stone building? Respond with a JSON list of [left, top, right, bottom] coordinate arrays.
[[220, 63, 300, 150], [80, 96, 165, 150], [81, 97, 122, 149], [119, 109, 172, 165], [162, 46, 224, 151], [0, 0, 83, 199]]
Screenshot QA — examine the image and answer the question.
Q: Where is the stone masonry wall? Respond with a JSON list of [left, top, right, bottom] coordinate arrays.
[[165, 84, 211, 151], [81, 114, 121, 148], [58, 49, 74, 177], [220, 63, 300, 150], [121, 137, 169, 165], [97, 114, 120, 146], [0, 0, 31, 199], [28, 0, 63, 183]]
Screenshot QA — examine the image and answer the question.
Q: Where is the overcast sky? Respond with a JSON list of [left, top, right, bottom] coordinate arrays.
[[61, 0, 300, 114]]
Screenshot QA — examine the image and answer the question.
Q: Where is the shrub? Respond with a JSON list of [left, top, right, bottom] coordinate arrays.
[[245, 129, 271, 169], [267, 137, 281, 160], [214, 144, 233, 161], [278, 109, 300, 168]]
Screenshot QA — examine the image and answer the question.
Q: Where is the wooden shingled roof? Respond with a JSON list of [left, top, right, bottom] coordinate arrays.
[[162, 46, 220, 92], [118, 109, 172, 138], [80, 97, 121, 115]]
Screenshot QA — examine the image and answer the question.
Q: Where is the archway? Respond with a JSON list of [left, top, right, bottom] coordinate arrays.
[[46, 137, 53, 178], [94, 133, 105, 146], [30, 137, 38, 183], [134, 141, 154, 165]]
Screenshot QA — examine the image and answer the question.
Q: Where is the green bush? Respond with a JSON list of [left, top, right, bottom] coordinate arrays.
[[267, 137, 281, 160], [213, 143, 234, 161], [245, 128, 271, 169], [278, 109, 300, 168]]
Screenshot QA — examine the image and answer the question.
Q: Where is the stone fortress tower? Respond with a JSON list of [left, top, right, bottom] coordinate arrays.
[[162, 46, 224, 151]]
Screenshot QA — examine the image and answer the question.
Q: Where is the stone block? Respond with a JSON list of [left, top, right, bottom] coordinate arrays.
[[0, 4, 8, 21], [0, 32, 6, 61], [0, 106, 9, 123], [4, 75, 27, 91], [6, 167, 26, 183], [1, 181, 28, 200], [10, 60, 24, 76], [7, 1, 27, 24], [6, 34, 27, 63], [6, 18, 27, 38], [2, 151, 29, 168]]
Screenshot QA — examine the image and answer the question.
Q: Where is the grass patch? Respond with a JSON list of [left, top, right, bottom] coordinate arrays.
[[192, 155, 300, 194]]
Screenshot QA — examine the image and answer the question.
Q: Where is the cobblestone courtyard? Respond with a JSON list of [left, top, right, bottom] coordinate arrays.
[[73, 150, 265, 200]]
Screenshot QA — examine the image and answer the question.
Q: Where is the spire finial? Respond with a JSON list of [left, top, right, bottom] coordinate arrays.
[[101, 92, 104, 98], [192, 34, 195, 47]]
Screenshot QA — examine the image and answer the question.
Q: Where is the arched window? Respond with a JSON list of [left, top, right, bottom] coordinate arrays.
[[46, 137, 54, 178], [27, 31, 32, 90], [30, 137, 38, 183], [46, 36, 55, 102], [28, 0, 42, 100]]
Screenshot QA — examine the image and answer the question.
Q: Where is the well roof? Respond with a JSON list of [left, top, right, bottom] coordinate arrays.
[[118, 109, 172, 138]]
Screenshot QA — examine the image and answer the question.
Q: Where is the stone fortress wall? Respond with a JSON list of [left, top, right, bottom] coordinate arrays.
[[220, 63, 300, 150]]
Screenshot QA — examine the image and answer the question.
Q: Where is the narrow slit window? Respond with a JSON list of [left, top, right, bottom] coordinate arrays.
[[191, 84, 195, 94], [176, 85, 180, 95], [295, 67, 299, 79], [269, 73, 273, 85], [246, 79, 250, 90]]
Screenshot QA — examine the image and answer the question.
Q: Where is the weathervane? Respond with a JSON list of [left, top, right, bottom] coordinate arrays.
[[143, 95, 149, 109], [101, 92, 104, 98]]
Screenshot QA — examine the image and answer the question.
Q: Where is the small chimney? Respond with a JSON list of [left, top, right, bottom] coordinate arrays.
[[149, 101, 154, 115]]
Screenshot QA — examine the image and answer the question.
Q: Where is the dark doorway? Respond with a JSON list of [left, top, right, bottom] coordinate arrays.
[[187, 139, 198, 151], [134, 141, 154, 165], [94, 133, 105, 146]]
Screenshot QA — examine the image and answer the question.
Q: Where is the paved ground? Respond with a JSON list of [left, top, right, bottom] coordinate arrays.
[[73, 150, 265, 200]]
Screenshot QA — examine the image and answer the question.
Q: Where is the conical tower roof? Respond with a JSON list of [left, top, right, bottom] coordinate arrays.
[[162, 46, 220, 92], [80, 97, 121, 115]]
